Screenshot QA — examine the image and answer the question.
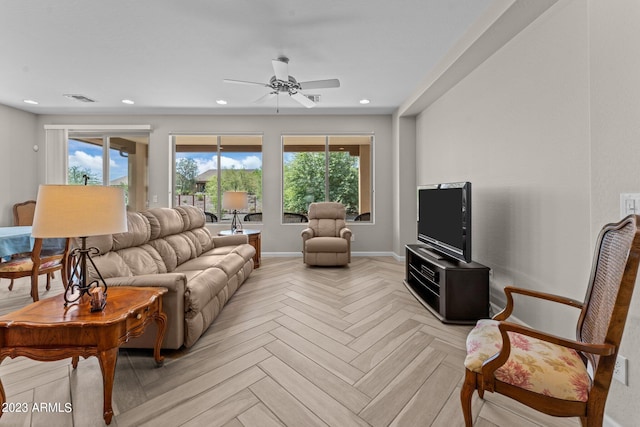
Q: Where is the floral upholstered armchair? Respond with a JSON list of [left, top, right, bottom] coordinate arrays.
[[461, 214, 640, 426]]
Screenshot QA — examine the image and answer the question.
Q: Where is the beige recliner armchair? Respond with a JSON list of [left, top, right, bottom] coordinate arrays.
[[301, 202, 352, 266]]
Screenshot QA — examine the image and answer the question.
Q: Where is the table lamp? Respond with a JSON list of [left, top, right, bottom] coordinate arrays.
[[222, 191, 248, 233], [31, 185, 127, 311]]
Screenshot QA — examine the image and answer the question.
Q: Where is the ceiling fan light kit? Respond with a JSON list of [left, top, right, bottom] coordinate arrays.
[[224, 56, 340, 110]]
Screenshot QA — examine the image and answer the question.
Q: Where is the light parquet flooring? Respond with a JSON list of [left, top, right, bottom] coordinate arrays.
[[0, 257, 580, 427]]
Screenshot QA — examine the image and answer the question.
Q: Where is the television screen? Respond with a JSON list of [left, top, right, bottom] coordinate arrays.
[[417, 182, 471, 263]]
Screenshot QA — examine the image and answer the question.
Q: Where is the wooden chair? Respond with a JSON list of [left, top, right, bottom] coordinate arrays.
[[284, 212, 308, 223], [0, 237, 70, 302], [244, 212, 262, 222], [13, 200, 36, 226], [461, 214, 640, 426], [9, 200, 59, 290], [354, 212, 371, 221], [204, 211, 218, 222]]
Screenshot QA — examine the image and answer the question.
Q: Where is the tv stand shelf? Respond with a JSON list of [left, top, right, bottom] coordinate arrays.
[[404, 244, 489, 324]]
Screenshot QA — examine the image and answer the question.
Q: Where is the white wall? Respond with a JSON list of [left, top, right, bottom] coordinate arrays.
[[589, 0, 640, 422], [35, 114, 393, 254], [0, 104, 39, 226], [405, 0, 640, 423], [414, 0, 591, 337]]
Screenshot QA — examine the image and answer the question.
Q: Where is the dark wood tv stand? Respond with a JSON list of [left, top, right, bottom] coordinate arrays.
[[404, 244, 489, 324]]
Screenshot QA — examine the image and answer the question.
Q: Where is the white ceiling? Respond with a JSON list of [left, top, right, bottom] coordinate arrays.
[[0, 0, 494, 115]]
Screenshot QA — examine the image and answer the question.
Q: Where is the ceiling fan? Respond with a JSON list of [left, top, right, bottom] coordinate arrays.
[[224, 56, 340, 109]]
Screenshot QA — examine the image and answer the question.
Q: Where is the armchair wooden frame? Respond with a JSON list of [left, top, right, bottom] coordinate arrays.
[[12, 200, 36, 226], [461, 215, 640, 427], [0, 238, 70, 302]]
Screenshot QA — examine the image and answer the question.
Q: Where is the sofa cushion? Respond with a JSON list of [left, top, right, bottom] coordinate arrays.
[[183, 228, 214, 256], [144, 208, 184, 239], [165, 234, 197, 266], [83, 234, 114, 256], [176, 205, 206, 231], [117, 245, 166, 276], [113, 212, 150, 250], [89, 251, 133, 279], [174, 255, 227, 272], [203, 246, 236, 256], [147, 234, 197, 272]]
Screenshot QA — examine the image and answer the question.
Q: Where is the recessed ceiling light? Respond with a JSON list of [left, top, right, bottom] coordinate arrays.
[[359, 99, 371, 105], [216, 99, 228, 105], [121, 99, 135, 105], [23, 99, 39, 105]]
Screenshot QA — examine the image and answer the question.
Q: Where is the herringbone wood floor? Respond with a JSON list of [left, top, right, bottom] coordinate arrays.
[[0, 257, 579, 427]]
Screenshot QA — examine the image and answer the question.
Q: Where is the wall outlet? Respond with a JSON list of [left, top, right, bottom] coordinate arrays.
[[614, 354, 628, 385], [351, 234, 355, 242]]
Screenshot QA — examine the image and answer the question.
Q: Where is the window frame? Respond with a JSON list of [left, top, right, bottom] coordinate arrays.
[[67, 130, 150, 211], [171, 133, 263, 224], [281, 133, 374, 224]]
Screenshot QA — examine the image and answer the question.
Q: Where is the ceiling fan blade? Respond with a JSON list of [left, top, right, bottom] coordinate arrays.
[[253, 92, 276, 104], [290, 92, 315, 108], [272, 58, 289, 82], [223, 79, 268, 87], [299, 79, 341, 90]]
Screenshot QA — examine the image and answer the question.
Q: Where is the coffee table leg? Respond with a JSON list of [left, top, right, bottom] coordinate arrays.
[[153, 312, 167, 366], [97, 347, 118, 425]]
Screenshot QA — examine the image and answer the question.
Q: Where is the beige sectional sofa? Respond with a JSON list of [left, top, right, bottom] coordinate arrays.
[[84, 205, 255, 349]]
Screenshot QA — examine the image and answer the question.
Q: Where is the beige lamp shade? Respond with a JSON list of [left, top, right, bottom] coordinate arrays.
[[222, 191, 248, 210], [31, 185, 128, 238]]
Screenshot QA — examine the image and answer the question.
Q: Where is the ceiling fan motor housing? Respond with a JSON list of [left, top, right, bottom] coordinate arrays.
[[269, 75, 300, 93]]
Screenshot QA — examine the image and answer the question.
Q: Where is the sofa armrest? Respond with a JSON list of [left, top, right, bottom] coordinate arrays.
[[301, 228, 314, 241], [212, 234, 249, 247], [104, 273, 186, 349], [104, 273, 186, 293]]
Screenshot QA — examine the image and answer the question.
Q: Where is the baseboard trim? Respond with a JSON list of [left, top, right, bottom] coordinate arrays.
[[489, 302, 529, 326], [263, 252, 303, 257], [263, 251, 400, 258], [604, 415, 623, 427]]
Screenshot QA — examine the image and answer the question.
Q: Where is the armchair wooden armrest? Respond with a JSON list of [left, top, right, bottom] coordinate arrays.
[[493, 285, 584, 321]]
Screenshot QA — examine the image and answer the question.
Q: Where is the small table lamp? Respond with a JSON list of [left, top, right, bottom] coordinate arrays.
[[31, 185, 127, 311], [222, 191, 248, 233]]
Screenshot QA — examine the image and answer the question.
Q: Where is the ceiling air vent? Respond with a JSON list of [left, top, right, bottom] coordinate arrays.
[[63, 94, 96, 103], [305, 94, 320, 103]]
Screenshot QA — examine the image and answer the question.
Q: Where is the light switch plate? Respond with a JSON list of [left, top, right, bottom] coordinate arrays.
[[620, 193, 640, 217]]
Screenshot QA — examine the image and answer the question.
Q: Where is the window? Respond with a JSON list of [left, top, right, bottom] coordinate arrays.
[[67, 133, 149, 211], [173, 134, 262, 224], [282, 134, 373, 222]]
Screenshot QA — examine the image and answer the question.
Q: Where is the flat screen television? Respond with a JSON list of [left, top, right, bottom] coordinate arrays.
[[417, 181, 471, 263]]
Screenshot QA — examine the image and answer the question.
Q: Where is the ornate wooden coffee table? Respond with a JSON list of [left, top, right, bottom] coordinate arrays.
[[0, 287, 167, 425]]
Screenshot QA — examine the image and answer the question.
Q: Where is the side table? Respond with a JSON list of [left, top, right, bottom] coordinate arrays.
[[219, 229, 261, 268], [0, 287, 167, 425]]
